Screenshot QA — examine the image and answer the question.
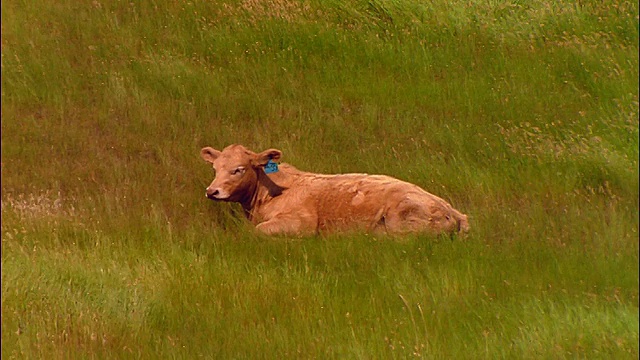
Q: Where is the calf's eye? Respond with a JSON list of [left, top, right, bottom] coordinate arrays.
[[232, 167, 245, 175]]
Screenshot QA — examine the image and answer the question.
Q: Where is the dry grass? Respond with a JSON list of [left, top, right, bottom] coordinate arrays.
[[1, 191, 75, 221]]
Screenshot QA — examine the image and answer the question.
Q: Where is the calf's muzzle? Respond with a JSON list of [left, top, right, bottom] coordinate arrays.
[[205, 187, 220, 199]]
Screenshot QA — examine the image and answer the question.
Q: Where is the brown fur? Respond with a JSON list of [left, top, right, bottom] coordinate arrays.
[[201, 144, 469, 236]]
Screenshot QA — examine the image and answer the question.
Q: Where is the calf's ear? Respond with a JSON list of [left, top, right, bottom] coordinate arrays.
[[253, 148, 282, 167], [201, 147, 221, 164]]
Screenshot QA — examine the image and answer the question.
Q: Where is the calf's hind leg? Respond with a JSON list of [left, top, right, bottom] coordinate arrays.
[[385, 197, 459, 235]]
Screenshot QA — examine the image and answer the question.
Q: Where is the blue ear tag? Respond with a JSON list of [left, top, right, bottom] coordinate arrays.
[[264, 159, 279, 174]]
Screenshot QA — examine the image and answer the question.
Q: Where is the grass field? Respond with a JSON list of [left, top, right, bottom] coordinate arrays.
[[2, 0, 639, 358]]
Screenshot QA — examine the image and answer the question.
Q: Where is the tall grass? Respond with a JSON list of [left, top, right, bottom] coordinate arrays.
[[2, 0, 638, 358]]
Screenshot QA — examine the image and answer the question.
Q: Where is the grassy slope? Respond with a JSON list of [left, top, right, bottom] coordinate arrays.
[[2, 0, 638, 358]]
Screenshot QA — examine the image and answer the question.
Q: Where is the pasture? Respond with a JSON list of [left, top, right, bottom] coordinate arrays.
[[2, 0, 638, 358]]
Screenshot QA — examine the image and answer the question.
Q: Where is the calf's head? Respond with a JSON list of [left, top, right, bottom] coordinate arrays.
[[200, 144, 282, 202]]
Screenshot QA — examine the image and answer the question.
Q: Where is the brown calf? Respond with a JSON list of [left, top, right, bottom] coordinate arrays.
[[201, 144, 469, 236]]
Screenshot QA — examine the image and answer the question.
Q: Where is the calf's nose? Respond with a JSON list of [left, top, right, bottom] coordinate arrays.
[[205, 187, 219, 199]]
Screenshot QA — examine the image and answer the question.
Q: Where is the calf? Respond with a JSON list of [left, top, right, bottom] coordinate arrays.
[[201, 144, 469, 236]]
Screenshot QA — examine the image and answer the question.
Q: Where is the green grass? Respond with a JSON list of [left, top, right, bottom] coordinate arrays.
[[2, 0, 638, 358]]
